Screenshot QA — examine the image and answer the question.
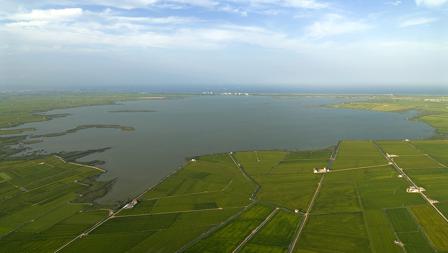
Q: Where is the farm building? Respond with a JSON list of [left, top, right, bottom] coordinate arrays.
[[123, 199, 139, 209], [406, 186, 425, 193], [313, 167, 330, 174]]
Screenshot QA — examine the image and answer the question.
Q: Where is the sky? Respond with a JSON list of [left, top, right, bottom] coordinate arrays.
[[0, 0, 447, 91]]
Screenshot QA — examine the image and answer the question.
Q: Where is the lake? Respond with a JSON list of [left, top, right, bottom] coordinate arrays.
[[14, 95, 434, 204]]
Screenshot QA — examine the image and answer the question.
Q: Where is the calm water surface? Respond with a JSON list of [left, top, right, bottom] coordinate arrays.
[[15, 96, 434, 204]]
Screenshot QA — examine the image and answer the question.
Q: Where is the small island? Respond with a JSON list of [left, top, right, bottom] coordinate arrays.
[[109, 109, 156, 113], [33, 124, 135, 138]]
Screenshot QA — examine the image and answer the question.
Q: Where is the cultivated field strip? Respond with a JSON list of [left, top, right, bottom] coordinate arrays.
[[3, 140, 448, 252], [232, 207, 280, 253], [294, 140, 437, 253], [0, 156, 109, 252], [288, 174, 325, 253]]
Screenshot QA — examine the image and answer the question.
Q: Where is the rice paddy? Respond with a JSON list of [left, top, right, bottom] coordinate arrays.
[[1, 140, 448, 252]]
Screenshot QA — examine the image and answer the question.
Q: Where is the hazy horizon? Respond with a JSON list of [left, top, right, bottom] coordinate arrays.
[[1, 84, 448, 95], [1, 0, 447, 89]]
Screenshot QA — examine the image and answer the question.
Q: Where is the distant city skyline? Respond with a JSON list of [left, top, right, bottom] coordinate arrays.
[[0, 0, 447, 89]]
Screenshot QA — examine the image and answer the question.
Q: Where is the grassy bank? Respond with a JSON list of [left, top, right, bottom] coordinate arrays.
[[331, 96, 448, 137]]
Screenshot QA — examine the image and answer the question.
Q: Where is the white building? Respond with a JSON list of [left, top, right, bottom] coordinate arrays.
[[394, 240, 404, 247], [386, 153, 399, 158], [313, 167, 330, 174], [123, 199, 139, 209], [406, 186, 425, 193]]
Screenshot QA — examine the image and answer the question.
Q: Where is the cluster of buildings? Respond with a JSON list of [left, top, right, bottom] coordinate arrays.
[[424, 98, 448, 103], [406, 186, 425, 193], [313, 167, 330, 174], [386, 153, 399, 158], [123, 199, 139, 209], [201, 91, 250, 96]]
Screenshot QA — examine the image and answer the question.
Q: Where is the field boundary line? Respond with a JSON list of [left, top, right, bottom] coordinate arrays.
[[331, 163, 390, 173], [54, 158, 186, 252], [288, 174, 324, 253], [55, 155, 106, 172], [373, 141, 448, 225], [255, 151, 260, 162], [354, 184, 377, 253], [144, 190, 219, 201], [143, 180, 233, 201], [288, 141, 341, 253], [404, 142, 448, 168], [424, 154, 448, 168], [407, 206, 439, 252], [232, 207, 280, 253], [229, 152, 260, 200], [114, 206, 246, 218], [175, 202, 256, 253]]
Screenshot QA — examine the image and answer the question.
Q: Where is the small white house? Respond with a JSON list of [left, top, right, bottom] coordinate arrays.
[[313, 167, 330, 174], [386, 153, 399, 158], [123, 199, 139, 209], [429, 199, 439, 204], [406, 186, 425, 193], [394, 240, 404, 247], [191, 159, 197, 162], [398, 174, 403, 178], [405, 139, 410, 142], [294, 209, 299, 214]]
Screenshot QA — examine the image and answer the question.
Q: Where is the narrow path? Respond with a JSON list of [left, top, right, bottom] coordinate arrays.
[[255, 151, 260, 162], [55, 155, 106, 172], [175, 203, 256, 253], [229, 152, 260, 200], [373, 141, 448, 224], [232, 207, 280, 253], [54, 158, 182, 252], [424, 154, 448, 168], [144, 180, 233, 201], [114, 206, 247, 218], [144, 190, 218, 201], [229, 152, 251, 182], [288, 142, 341, 253], [288, 174, 325, 253], [404, 142, 447, 168], [330, 164, 390, 173]]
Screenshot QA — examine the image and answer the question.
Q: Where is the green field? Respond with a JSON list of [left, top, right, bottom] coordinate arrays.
[[0, 156, 110, 252], [332, 141, 388, 170], [1, 93, 448, 253], [240, 209, 301, 253], [0, 93, 163, 129], [61, 149, 332, 252], [331, 96, 448, 136], [2, 140, 448, 252]]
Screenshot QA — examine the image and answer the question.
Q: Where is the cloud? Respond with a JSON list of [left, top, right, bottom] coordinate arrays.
[[387, 0, 402, 6], [399, 17, 437, 27], [305, 14, 370, 39], [89, 0, 157, 9], [9, 8, 83, 22], [219, 5, 248, 16], [0, 8, 286, 50], [104, 15, 201, 25], [415, 0, 448, 7], [283, 0, 328, 9], [248, 0, 328, 10]]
